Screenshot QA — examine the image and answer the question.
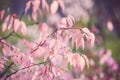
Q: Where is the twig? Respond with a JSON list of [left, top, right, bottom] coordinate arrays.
[[0, 62, 14, 78], [0, 31, 13, 40], [13, 32, 23, 39], [4, 60, 49, 80], [19, 11, 25, 20]]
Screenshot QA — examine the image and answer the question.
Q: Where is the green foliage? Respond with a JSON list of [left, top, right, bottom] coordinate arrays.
[[106, 38, 120, 65]]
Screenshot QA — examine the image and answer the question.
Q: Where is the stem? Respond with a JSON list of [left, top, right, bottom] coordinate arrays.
[[0, 31, 13, 40], [0, 62, 14, 78], [19, 11, 25, 20], [4, 61, 49, 80]]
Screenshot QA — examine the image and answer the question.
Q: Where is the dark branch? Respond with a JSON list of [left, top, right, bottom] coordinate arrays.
[[19, 10, 25, 20], [0, 62, 14, 78], [4, 61, 49, 80], [0, 31, 13, 40]]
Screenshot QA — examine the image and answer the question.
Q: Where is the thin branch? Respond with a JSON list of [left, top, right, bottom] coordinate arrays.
[[4, 60, 49, 80], [58, 27, 83, 33], [0, 31, 13, 40], [19, 11, 25, 20], [0, 62, 14, 78], [13, 32, 23, 39]]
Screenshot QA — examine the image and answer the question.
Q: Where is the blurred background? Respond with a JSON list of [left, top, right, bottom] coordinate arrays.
[[0, 0, 120, 79]]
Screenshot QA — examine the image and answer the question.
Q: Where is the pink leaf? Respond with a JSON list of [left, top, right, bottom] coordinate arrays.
[[70, 29, 84, 50], [82, 27, 90, 34], [49, 39, 56, 48], [39, 23, 49, 34], [32, 72, 38, 80], [79, 55, 86, 71], [60, 18, 67, 25], [7, 17, 13, 30], [20, 21, 27, 35], [0, 10, 5, 20], [27, 15, 31, 21], [70, 53, 85, 71], [66, 15, 75, 27], [70, 30, 80, 47], [42, 0, 49, 12], [25, 1, 31, 13], [2, 22, 7, 32], [4, 15, 11, 22], [66, 17, 73, 27], [81, 54, 89, 68], [7, 22, 12, 30], [81, 38, 85, 50], [82, 27, 95, 48], [89, 33, 95, 47], [32, 11, 37, 22], [51, 54, 63, 67], [14, 19, 20, 32], [50, 0, 58, 14], [31, 0, 40, 21], [75, 33, 82, 49], [2, 48, 7, 56]]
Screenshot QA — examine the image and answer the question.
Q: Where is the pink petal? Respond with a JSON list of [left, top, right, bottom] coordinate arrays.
[[7, 17, 13, 30], [0, 10, 5, 20], [81, 38, 85, 50], [89, 33, 95, 47], [75, 32, 82, 49], [39, 23, 48, 34], [32, 72, 38, 80], [20, 21, 27, 35], [51, 54, 63, 66], [66, 15, 75, 27], [79, 56, 85, 71], [14, 19, 20, 32], [4, 15, 11, 22], [7, 22, 12, 30], [32, 11, 37, 22], [66, 16, 73, 27], [25, 1, 31, 13], [42, 0, 49, 12], [50, 0, 58, 14], [81, 54, 89, 68], [2, 48, 7, 56], [70, 53, 85, 71], [49, 39, 56, 48], [60, 18, 67, 25], [27, 15, 31, 21], [82, 27, 90, 34], [2, 22, 7, 32]]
